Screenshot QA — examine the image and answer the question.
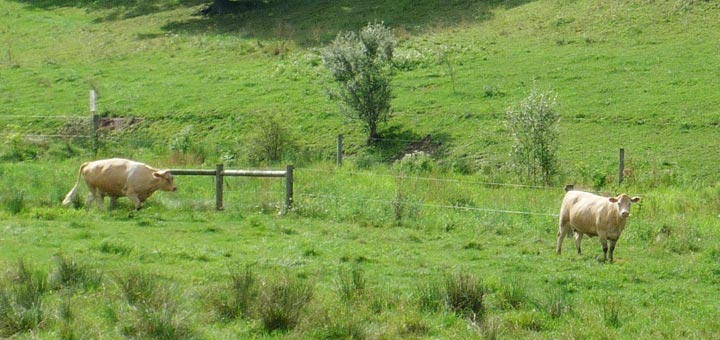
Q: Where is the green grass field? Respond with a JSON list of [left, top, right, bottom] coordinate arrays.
[[1, 0, 720, 338]]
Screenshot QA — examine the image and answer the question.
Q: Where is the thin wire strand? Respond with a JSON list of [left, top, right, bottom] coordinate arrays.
[[298, 193, 559, 217], [296, 167, 559, 190]]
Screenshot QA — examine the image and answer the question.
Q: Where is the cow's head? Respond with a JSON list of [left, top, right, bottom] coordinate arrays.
[[609, 194, 640, 218], [153, 171, 177, 192]]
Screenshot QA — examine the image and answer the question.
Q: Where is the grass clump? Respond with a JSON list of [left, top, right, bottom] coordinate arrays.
[[256, 274, 314, 332], [115, 269, 195, 340], [336, 264, 366, 302], [0, 260, 49, 337], [49, 255, 103, 292], [213, 265, 258, 321], [444, 271, 486, 322]]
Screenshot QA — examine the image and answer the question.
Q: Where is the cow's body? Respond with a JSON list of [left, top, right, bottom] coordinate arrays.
[[556, 190, 640, 262], [62, 158, 176, 210]]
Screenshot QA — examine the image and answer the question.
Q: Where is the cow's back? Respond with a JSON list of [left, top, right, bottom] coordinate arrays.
[[563, 191, 611, 235], [82, 158, 137, 196]]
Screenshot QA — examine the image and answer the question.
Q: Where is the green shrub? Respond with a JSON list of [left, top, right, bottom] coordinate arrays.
[[323, 22, 396, 142], [506, 87, 560, 185], [248, 114, 295, 165]]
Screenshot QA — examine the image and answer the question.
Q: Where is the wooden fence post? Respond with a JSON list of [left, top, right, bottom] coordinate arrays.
[[618, 148, 625, 185], [337, 134, 343, 167], [90, 90, 100, 155], [215, 163, 224, 211], [285, 165, 294, 211]]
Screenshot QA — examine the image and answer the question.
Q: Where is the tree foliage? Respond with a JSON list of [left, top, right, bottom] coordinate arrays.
[[323, 22, 396, 143], [506, 88, 560, 185]]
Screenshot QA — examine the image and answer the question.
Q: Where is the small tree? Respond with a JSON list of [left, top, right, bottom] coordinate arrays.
[[323, 22, 395, 143], [506, 88, 560, 185]]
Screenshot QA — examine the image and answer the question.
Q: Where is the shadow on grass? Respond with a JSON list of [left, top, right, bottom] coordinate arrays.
[[14, 0, 535, 46]]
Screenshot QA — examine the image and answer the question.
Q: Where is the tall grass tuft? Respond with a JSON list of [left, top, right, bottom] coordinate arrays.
[[0, 259, 48, 337], [444, 271, 485, 322], [256, 274, 314, 332], [213, 265, 258, 321], [494, 278, 531, 310], [336, 264, 366, 302], [50, 255, 103, 292], [601, 297, 623, 328], [2, 189, 25, 215], [416, 281, 444, 313], [116, 269, 195, 339]]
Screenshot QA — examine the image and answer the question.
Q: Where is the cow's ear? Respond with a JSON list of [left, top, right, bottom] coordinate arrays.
[[631, 197, 641, 203], [608, 197, 618, 203], [153, 171, 162, 178]]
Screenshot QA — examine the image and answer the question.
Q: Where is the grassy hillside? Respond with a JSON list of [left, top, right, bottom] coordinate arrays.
[[1, 1, 720, 338], [2, 0, 719, 184]]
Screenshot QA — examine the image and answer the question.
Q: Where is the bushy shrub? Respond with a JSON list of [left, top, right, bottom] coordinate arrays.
[[323, 22, 396, 142], [248, 114, 294, 165], [506, 88, 560, 185]]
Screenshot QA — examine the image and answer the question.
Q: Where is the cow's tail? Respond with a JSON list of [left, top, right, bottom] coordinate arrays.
[[62, 162, 87, 207]]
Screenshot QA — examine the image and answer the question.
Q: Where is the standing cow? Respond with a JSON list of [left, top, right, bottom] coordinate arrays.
[[62, 158, 177, 210], [556, 190, 640, 262]]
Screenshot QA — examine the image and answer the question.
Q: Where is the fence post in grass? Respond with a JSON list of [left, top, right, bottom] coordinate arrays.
[[215, 163, 224, 211], [337, 134, 343, 167], [285, 165, 294, 212], [90, 90, 100, 155], [618, 148, 625, 185]]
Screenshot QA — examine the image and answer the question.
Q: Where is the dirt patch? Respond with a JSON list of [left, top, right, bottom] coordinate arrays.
[[403, 134, 441, 155], [98, 117, 144, 131]]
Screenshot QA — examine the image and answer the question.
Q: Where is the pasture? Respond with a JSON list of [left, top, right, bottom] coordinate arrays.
[[1, 0, 720, 338]]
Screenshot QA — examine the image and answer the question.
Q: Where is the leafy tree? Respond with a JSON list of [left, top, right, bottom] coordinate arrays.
[[323, 22, 396, 143], [506, 88, 560, 185]]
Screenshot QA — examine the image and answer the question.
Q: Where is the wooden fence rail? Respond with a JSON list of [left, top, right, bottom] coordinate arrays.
[[170, 164, 294, 212]]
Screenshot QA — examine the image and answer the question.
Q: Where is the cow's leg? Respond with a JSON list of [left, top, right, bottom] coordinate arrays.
[[86, 186, 98, 211], [109, 196, 119, 210], [556, 215, 570, 255], [574, 232, 584, 255], [126, 192, 143, 210], [599, 236, 609, 262], [608, 239, 617, 263], [98, 193, 107, 210]]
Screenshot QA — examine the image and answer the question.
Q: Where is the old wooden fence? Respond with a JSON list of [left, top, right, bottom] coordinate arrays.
[[170, 164, 294, 212]]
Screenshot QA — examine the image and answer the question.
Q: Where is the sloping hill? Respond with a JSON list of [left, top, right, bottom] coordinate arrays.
[[2, 0, 719, 183]]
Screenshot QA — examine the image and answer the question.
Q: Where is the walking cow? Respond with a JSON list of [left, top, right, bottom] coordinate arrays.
[[556, 190, 640, 262], [62, 158, 177, 210]]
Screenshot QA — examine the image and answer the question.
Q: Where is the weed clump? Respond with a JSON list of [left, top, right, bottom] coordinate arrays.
[[0, 260, 49, 337]]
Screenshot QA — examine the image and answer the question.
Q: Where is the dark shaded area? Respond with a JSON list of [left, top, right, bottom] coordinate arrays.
[[364, 124, 449, 162], [14, 0, 534, 46], [14, 0, 206, 20]]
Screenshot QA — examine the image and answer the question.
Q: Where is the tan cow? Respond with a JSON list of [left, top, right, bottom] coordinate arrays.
[[556, 190, 640, 262], [62, 158, 177, 210]]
